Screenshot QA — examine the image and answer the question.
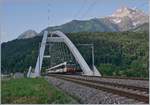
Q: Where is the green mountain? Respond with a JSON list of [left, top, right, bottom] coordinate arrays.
[[44, 18, 119, 33], [2, 32, 149, 78], [17, 7, 149, 40], [41, 7, 148, 33]]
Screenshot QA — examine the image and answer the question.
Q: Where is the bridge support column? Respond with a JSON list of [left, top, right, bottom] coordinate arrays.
[[33, 31, 48, 77]]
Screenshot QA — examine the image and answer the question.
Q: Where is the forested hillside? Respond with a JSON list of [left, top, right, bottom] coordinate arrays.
[[2, 37, 42, 73], [2, 31, 149, 78], [68, 32, 149, 78]]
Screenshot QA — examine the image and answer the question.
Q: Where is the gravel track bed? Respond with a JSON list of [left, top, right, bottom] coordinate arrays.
[[62, 75, 149, 88], [45, 76, 145, 104]]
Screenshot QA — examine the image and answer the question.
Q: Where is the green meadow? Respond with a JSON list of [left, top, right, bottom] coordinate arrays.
[[1, 78, 76, 104]]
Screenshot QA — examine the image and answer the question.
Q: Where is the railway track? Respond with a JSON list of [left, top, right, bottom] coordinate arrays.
[[62, 75, 149, 92], [83, 75, 149, 81], [49, 74, 149, 103]]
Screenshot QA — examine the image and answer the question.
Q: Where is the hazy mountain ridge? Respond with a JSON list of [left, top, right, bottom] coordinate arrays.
[[17, 30, 38, 39]]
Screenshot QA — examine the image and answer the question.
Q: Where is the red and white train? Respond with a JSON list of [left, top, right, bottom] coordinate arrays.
[[46, 62, 82, 74]]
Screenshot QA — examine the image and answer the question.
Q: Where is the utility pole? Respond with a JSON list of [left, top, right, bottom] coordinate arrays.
[[38, 42, 41, 76], [49, 43, 51, 68], [77, 43, 95, 71], [49, 33, 53, 68], [91, 44, 94, 71]]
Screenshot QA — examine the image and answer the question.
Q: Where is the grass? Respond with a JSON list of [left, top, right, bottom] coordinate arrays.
[[1, 77, 77, 104]]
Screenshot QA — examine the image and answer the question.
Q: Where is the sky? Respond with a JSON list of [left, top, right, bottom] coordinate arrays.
[[1, 0, 149, 42]]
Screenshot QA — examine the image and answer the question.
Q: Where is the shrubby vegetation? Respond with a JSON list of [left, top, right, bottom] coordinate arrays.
[[1, 31, 149, 78]]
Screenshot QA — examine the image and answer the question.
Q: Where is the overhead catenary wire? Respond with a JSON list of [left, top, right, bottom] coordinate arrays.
[[47, 2, 50, 26], [79, 0, 97, 19], [47, 0, 54, 27], [73, 0, 87, 19]]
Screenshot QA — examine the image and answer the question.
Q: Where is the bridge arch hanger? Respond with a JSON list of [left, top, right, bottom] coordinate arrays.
[[28, 30, 101, 78]]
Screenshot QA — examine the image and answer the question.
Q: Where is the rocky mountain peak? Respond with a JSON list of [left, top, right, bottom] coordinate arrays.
[[112, 6, 132, 17], [107, 6, 149, 31], [111, 6, 146, 18]]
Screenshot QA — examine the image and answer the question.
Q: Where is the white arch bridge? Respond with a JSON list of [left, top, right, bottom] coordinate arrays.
[[27, 31, 101, 77]]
